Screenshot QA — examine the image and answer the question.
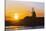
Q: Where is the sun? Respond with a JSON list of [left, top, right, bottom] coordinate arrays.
[[14, 13, 19, 20], [14, 13, 20, 22]]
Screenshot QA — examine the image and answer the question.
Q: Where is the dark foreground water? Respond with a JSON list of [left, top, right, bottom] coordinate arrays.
[[5, 26, 44, 31]]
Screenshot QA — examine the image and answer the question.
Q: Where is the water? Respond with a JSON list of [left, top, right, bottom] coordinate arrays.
[[5, 26, 44, 31]]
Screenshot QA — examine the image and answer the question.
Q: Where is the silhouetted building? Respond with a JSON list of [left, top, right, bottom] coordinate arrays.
[[32, 8, 36, 18], [22, 8, 44, 27], [5, 8, 44, 27]]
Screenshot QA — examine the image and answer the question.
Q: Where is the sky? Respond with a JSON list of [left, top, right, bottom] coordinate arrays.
[[6, 0, 44, 21]]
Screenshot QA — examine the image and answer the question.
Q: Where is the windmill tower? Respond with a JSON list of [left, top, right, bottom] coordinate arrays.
[[32, 8, 36, 18]]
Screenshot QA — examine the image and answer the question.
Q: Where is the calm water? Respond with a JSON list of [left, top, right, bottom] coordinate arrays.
[[5, 26, 44, 31]]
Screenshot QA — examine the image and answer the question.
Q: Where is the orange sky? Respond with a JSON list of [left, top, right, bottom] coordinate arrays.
[[6, 1, 44, 21], [6, 5, 32, 20]]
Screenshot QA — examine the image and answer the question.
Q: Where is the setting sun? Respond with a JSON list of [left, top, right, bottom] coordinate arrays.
[[14, 13, 20, 22], [14, 13, 19, 20]]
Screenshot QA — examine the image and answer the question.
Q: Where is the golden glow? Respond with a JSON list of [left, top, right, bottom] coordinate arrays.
[[14, 13, 19, 20], [14, 13, 20, 22], [6, 2, 44, 22], [6, 5, 32, 21]]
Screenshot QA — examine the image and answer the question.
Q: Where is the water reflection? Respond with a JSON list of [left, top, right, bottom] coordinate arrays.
[[5, 26, 44, 31]]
